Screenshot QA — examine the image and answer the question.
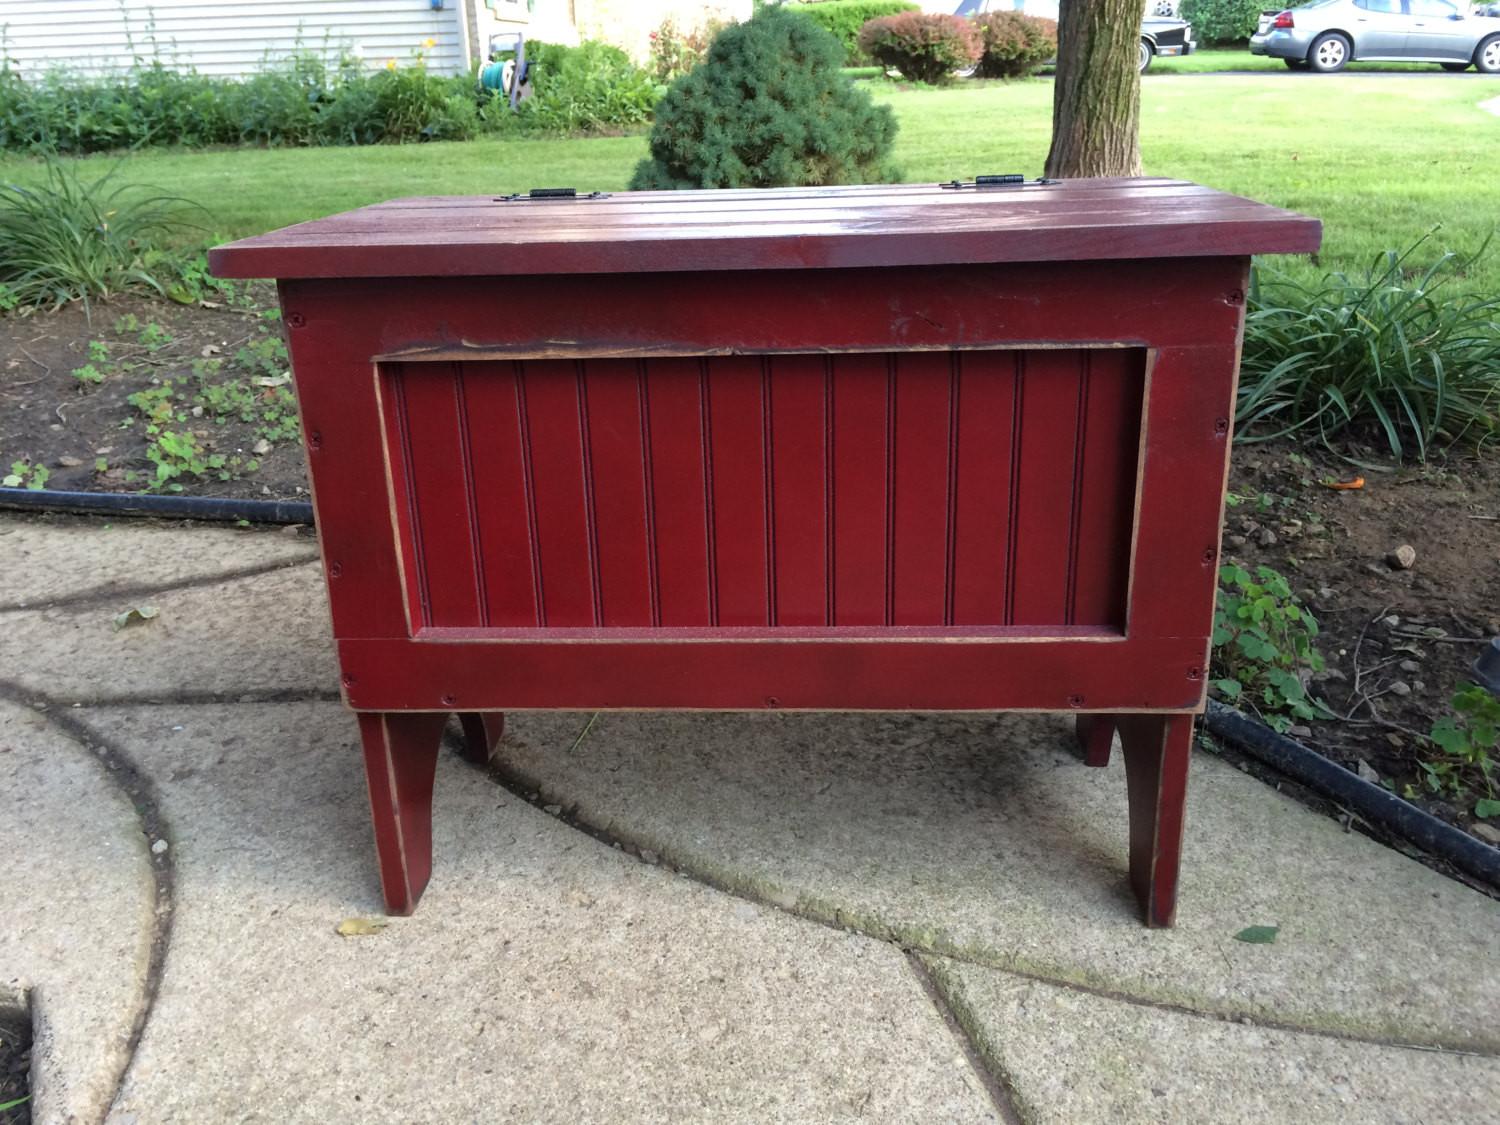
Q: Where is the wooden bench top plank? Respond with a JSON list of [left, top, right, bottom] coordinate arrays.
[[212, 178, 1320, 278]]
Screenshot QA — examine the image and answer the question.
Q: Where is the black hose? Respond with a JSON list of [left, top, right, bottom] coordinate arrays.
[[0, 487, 313, 525], [1202, 700, 1500, 889]]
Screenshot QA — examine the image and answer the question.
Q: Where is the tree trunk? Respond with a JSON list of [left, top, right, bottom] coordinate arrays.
[[1045, 0, 1143, 179]]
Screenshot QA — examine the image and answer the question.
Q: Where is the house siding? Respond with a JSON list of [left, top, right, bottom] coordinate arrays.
[[0, 0, 474, 78]]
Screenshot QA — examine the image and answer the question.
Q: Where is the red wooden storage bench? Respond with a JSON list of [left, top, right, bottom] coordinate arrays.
[[211, 178, 1320, 926]]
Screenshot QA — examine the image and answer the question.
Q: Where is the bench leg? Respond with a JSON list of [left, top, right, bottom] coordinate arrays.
[[1075, 714, 1115, 767], [457, 711, 506, 765], [357, 711, 447, 915], [1115, 713, 1193, 928]]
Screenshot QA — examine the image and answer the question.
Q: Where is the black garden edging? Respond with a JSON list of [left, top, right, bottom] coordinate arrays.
[[0, 487, 312, 525], [1202, 700, 1500, 890]]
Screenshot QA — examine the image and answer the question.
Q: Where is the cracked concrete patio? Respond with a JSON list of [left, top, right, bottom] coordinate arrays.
[[2, 512, 1497, 1123]]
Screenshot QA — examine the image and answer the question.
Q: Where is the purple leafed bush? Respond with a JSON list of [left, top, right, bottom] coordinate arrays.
[[856, 12, 983, 84]]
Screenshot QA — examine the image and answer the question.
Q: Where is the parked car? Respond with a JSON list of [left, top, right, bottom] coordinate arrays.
[[1141, 16, 1197, 71], [1250, 0, 1500, 72], [950, 0, 1196, 74]]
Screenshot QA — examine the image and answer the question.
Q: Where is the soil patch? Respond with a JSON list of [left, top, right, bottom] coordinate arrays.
[[1218, 437, 1500, 844], [0, 285, 306, 502], [0, 1007, 30, 1125], [2, 292, 1497, 859]]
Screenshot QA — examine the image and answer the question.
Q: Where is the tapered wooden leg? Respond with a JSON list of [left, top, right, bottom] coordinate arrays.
[[457, 711, 505, 765], [1075, 714, 1116, 767], [357, 711, 448, 915], [1115, 713, 1194, 928]]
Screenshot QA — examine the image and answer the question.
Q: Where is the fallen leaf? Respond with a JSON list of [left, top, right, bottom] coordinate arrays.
[[336, 917, 389, 937], [1233, 925, 1279, 944], [112, 605, 160, 631], [255, 373, 291, 387], [200, 344, 221, 358], [568, 889, 595, 907]]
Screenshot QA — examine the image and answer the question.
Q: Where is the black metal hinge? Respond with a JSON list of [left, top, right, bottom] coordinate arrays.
[[939, 175, 1058, 190], [495, 188, 612, 202]]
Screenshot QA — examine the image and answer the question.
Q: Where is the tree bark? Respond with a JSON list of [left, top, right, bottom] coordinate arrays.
[[1044, 0, 1143, 179]]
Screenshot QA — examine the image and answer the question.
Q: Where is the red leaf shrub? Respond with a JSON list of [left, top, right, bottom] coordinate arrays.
[[973, 11, 1058, 78], [856, 12, 983, 84]]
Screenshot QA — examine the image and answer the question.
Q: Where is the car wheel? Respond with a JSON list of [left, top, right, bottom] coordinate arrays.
[[1478, 35, 1500, 74], [1139, 39, 1153, 74], [1284, 58, 1310, 69], [1440, 61, 1469, 72], [1308, 33, 1350, 72]]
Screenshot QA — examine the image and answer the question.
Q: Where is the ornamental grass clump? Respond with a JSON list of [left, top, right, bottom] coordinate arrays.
[[856, 12, 982, 84], [630, 6, 899, 190], [0, 155, 203, 311], [973, 11, 1058, 78], [1238, 237, 1500, 462]]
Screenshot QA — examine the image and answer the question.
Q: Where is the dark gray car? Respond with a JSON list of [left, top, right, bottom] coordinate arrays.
[[1250, 0, 1500, 72]]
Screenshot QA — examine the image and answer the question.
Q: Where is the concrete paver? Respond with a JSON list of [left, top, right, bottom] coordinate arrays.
[[490, 710, 1500, 1049], [0, 700, 156, 1125], [85, 701, 997, 1123], [928, 957, 1500, 1125], [0, 517, 317, 608], [2, 562, 336, 703]]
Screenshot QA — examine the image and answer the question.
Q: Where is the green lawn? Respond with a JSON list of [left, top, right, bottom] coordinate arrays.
[[7, 73, 1499, 290]]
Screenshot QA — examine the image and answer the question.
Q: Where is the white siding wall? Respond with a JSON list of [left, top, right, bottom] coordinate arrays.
[[0, 0, 476, 78]]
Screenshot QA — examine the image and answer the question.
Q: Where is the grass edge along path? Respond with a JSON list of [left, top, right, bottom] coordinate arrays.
[[1, 74, 1497, 292]]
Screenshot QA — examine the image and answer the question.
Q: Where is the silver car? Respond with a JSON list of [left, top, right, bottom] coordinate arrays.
[[1250, 0, 1500, 72]]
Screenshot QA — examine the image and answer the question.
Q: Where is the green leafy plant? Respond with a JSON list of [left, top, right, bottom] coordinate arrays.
[[516, 40, 662, 135], [371, 41, 479, 142], [1178, 0, 1265, 45], [1427, 683, 1499, 817], [786, 0, 920, 64], [632, 6, 900, 189], [1238, 236, 1500, 462], [1211, 563, 1334, 732], [0, 154, 204, 311], [3, 459, 49, 489], [648, 15, 727, 83], [137, 321, 172, 349], [857, 12, 983, 84], [972, 11, 1057, 78]]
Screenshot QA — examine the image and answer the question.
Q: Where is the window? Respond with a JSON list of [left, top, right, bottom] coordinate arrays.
[[1355, 0, 1402, 14], [1407, 0, 1457, 14]]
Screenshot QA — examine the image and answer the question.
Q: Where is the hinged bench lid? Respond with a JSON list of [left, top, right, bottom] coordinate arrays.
[[209, 177, 1321, 280]]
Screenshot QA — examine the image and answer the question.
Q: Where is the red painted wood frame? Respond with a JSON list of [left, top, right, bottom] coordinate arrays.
[[270, 254, 1244, 927]]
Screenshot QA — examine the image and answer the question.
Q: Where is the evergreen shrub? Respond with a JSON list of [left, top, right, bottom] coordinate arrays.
[[973, 11, 1057, 78], [787, 0, 921, 64], [856, 12, 983, 84], [629, 6, 899, 190], [1178, 0, 1263, 44]]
